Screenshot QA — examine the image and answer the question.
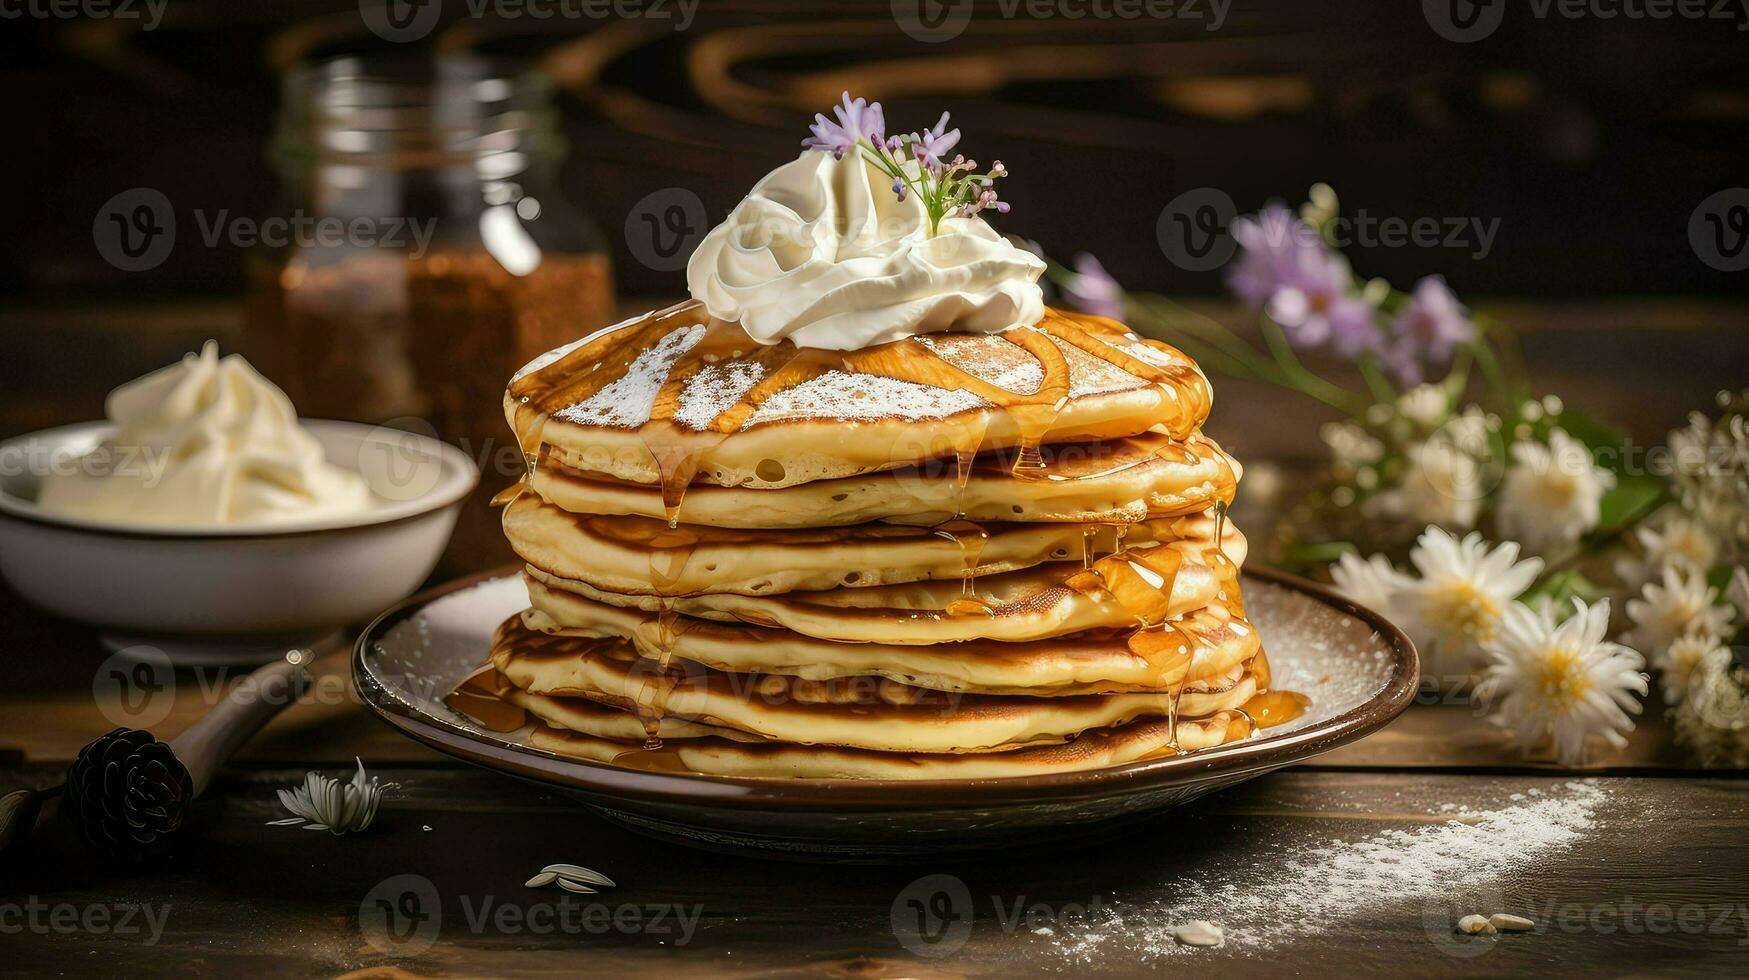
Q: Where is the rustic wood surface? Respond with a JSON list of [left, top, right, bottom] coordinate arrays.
[[2, 301, 1746, 977]]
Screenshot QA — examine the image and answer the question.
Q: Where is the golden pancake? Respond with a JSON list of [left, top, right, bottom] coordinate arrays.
[[505, 498, 1240, 597], [524, 429, 1237, 529], [505, 302, 1213, 494], [488, 621, 1259, 754], [523, 711, 1254, 779], [524, 529, 1241, 645], [517, 592, 1260, 696]]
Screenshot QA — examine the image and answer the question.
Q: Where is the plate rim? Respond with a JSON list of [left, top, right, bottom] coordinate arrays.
[[353, 564, 1419, 811]]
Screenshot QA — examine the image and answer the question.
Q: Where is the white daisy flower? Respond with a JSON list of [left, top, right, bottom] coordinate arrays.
[[1497, 429, 1616, 558], [1659, 633, 1726, 705], [1672, 646, 1749, 769], [1624, 566, 1734, 664], [1668, 405, 1749, 558], [1376, 438, 1486, 531], [1728, 566, 1749, 617], [1320, 421, 1383, 470], [1398, 527, 1544, 678], [1330, 551, 1413, 619], [1396, 384, 1450, 429], [268, 758, 395, 835], [1613, 511, 1718, 590], [1475, 597, 1648, 767]]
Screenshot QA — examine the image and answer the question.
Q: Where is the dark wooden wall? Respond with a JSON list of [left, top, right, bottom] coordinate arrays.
[[3, 0, 1747, 304]]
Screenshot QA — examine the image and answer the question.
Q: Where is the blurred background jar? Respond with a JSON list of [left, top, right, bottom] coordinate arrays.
[[247, 54, 614, 571]]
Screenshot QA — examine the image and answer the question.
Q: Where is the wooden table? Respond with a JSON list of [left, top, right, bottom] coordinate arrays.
[[3, 301, 1747, 977]]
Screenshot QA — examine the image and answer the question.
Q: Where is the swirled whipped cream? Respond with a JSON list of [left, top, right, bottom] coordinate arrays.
[[686, 151, 1045, 350], [36, 342, 375, 526]]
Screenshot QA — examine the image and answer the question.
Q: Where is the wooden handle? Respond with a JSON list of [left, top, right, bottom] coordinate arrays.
[[169, 655, 312, 796]]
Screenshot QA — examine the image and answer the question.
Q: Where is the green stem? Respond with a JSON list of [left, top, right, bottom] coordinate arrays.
[[1260, 318, 1371, 416], [1357, 352, 1396, 403]]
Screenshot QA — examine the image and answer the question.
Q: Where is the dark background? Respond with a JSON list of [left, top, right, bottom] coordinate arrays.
[[2, 0, 1747, 303]]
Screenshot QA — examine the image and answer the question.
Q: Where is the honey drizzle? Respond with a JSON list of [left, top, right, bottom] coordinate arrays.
[[508, 304, 1214, 506], [934, 518, 995, 617]]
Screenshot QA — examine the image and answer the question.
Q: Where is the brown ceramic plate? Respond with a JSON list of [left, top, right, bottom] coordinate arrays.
[[354, 567, 1417, 862]]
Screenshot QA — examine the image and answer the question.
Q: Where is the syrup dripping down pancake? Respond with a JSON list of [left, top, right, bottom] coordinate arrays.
[[522, 712, 1255, 779], [515, 591, 1260, 697], [486, 616, 1260, 754], [522, 524, 1243, 645], [504, 497, 1241, 597], [505, 301, 1213, 492], [524, 429, 1237, 529]]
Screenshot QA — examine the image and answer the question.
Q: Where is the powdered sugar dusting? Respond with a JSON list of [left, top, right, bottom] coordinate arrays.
[[745, 371, 990, 426], [916, 334, 1047, 395], [554, 325, 705, 428], [1038, 780, 1608, 964], [1056, 336, 1150, 397], [674, 359, 767, 430]]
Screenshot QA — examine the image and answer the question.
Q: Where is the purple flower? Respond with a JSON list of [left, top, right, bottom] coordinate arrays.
[[1225, 202, 1322, 307], [802, 92, 884, 158], [1399, 275, 1475, 359], [1265, 254, 1379, 356], [912, 111, 961, 167], [1061, 253, 1125, 321]]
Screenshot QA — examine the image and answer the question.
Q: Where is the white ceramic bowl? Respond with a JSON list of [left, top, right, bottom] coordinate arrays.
[[0, 419, 478, 661]]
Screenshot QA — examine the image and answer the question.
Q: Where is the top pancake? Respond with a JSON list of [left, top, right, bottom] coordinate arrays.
[[506, 301, 1212, 490]]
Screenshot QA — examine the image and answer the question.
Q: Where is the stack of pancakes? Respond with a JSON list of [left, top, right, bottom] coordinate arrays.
[[448, 300, 1293, 778]]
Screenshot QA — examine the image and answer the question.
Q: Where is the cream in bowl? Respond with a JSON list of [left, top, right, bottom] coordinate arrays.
[[0, 343, 479, 663], [36, 341, 377, 528]]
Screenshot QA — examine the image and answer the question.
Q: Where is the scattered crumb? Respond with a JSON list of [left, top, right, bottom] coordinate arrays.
[[1174, 921, 1224, 947]]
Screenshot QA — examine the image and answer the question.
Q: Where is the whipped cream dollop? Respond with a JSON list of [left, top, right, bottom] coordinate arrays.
[[686, 151, 1046, 349], [36, 342, 375, 527]]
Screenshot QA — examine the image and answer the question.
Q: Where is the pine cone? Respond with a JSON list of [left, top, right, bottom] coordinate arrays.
[[66, 728, 193, 863]]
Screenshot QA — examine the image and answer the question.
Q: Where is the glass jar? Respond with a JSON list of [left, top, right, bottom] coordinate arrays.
[[247, 54, 615, 570]]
